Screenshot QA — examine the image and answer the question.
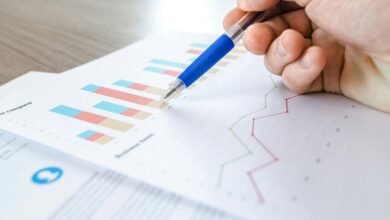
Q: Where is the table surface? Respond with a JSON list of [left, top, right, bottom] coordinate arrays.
[[0, 0, 235, 85]]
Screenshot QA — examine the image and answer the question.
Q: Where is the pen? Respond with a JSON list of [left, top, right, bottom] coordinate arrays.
[[161, 3, 281, 102]]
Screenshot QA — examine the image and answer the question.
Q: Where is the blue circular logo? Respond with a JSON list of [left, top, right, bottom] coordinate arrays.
[[32, 167, 63, 185]]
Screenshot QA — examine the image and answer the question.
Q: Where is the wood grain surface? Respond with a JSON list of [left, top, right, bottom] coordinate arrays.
[[0, 0, 235, 85]]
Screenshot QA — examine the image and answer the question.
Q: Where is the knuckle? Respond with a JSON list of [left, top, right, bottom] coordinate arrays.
[[264, 56, 282, 75], [282, 70, 310, 93]]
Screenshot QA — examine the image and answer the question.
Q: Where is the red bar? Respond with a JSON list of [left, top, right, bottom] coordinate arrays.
[[122, 108, 140, 117], [75, 112, 106, 124], [87, 132, 104, 141], [95, 87, 153, 105], [164, 70, 180, 77], [130, 83, 148, 91], [187, 49, 202, 55]]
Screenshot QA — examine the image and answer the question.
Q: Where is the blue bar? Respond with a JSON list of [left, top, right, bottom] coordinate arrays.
[[114, 80, 133, 88], [51, 105, 82, 117], [94, 101, 127, 114], [82, 84, 100, 92], [191, 43, 208, 49], [144, 66, 164, 73], [78, 130, 95, 139], [150, 59, 187, 69]]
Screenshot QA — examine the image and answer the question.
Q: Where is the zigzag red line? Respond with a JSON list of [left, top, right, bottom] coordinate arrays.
[[247, 94, 299, 203]]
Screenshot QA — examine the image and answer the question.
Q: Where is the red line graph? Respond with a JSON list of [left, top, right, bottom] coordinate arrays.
[[247, 95, 299, 203]]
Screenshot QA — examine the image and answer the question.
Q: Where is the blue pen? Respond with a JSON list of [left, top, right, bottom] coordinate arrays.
[[161, 4, 280, 102]]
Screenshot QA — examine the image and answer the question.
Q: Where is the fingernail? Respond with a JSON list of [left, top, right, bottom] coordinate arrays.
[[300, 55, 312, 69], [277, 39, 287, 56]]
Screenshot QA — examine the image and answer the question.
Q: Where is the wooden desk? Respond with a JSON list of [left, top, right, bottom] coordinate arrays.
[[0, 0, 235, 85]]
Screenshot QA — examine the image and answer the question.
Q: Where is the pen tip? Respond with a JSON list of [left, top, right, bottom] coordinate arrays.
[[161, 88, 176, 103], [161, 79, 186, 103]]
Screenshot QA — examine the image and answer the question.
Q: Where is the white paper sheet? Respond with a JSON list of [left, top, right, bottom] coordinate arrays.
[[0, 71, 237, 220], [0, 129, 237, 220], [0, 32, 389, 220]]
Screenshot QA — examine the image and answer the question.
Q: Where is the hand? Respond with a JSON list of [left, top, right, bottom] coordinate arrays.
[[224, 0, 390, 112]]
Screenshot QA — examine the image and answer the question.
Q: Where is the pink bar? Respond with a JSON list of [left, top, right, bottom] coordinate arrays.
[[187, 49, 202, 55], [95, 87, 153, 105], [122, 108, 140, 117], [163, 70, 181, 77], [87, 132, 104, 141], [130, 83, 148, 91], [75, 112, 106, 124]]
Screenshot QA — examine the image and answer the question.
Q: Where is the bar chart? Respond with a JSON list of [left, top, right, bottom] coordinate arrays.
[[143, 42, 243, 80], [94, 101, 152, 120], [82, 84, 162, 109], [113, 80, 165, 96], [51, 105, 133, 132], [78, 130, 114, 144], [48, 40, 246, 146], [143, 66, 181, 77], [143, 42, 221, 77]]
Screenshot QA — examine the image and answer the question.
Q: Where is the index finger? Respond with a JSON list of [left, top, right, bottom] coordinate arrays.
[[223, 8, 247, 30], [223, 1, 302, 30], [237, 0, 280, 11]]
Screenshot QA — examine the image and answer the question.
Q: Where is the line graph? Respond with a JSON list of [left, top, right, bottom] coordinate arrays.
[[216, 75, 277, 187], [215, 74, 301, 204], [247, 94, 300, 203]]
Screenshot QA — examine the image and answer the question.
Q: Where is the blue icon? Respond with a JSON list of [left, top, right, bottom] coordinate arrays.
[[32, 167, 63, 185]]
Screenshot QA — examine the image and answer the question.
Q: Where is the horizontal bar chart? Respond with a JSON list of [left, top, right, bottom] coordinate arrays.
[[150, 59, 187, 69], [113, 80, 165, 96], [51, 105, 133, 132], [144, 41, 239, 80], [94, 101, 152, 120], [78, 130, 113, 144], [82, 84, 162, 109], [144, 66, 181, 77]]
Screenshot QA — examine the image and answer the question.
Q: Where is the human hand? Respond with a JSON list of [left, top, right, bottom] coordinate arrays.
[[224, 0, 390, 112]]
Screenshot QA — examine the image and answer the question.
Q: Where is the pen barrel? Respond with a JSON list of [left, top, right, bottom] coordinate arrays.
[[178, 34, 234, 87], [226, 24, 245, 43]]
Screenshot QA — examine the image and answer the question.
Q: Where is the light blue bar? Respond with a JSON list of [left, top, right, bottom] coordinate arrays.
[[150, 59, 187, 69], [144, 66, 165, 73], [94, 101, 127, 114], [78, 130, 95, 139], [51, 105, 82, 117], [191, 43, 208, 49], [82, 84, 100, 92], [114, 80, 133, 88]]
